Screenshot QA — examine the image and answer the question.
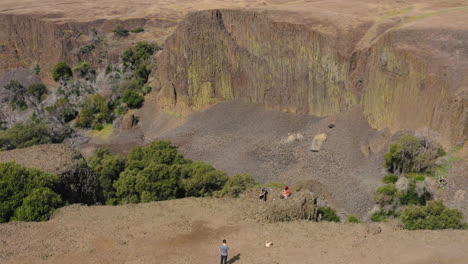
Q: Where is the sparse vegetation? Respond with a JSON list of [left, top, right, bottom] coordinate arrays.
[[0, 162, 62, 222], [52, 62, 73, 82], [347, 215, 361, 223], [401, 201, 466, 230], [3, 80, 27, 110], [73, 61, 92, 78], [0, 120, 68, 151], [75, 94, 113, 129], [34, 64, 41, 75], [113, 26, 129, 37], [79, 44, 95, 54], [317, 207, 340, 222]]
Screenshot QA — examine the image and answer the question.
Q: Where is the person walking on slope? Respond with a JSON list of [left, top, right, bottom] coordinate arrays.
[[219, 239, 229, 264]]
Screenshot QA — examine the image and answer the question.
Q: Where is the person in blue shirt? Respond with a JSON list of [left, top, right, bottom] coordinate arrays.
[[219, 239, 229, 264]]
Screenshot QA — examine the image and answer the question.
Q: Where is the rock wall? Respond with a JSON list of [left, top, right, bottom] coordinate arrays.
[[155, 9, 467, 147]]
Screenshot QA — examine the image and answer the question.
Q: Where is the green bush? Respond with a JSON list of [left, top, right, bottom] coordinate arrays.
[[122, 41, 157, 69], [401, 201, 466, 230], [374, 184, 398, 206], [27, 83, 47, 101], [131, 28, 145, 33], [0, 162, 62, 222], [0, 120, 67, 151], [105, 64, 113, 75], [371, 210, 387, 222], [347, 215, 361, 223], [318, 207, 340, 222], [113, 26, 129, 37], [12, 188, 62, 222], [52, 62, 73, 82], [384, 135, 445, 174], [79, 44, 95, 54], [73, 61, 92, 78], [399, 173, 431, 206], [218, 174, 257, 198], [382, 174, 399, 184], [122, 89, 144, 108], [34, 64, 41, 75]]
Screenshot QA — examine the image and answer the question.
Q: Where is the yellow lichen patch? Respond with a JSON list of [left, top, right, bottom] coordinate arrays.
[[405, 6, 468, 22], [87, 124, 114, 141], [381, 7, 413, 19]]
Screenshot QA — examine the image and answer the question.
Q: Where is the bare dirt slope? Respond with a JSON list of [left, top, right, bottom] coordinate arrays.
[[1, 198, 467, 264]]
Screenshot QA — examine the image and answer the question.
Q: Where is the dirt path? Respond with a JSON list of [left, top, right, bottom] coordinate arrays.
[[1, 198, 467, 264]]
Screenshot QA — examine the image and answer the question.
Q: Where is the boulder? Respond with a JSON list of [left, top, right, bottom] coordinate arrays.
[[395, 177, 409, 193], [310, 133, 327, 152]]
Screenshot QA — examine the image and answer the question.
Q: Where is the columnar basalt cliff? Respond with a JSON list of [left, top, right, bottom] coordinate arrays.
[[155, 9, 467, 146]]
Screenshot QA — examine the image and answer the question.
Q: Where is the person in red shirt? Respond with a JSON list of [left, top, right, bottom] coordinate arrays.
[[281, 186, 291, 199]]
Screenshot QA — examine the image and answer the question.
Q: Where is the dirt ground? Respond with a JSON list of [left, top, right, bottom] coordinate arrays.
[[0, 197, 467, 264]]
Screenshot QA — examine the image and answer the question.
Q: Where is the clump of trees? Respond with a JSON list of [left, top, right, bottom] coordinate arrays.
[[0, 162, 63, 222], [88, 141, 257, 205], [384, 135, 445, 174], [401, 201, 466, 230], [369, 134, 466, 229], [75, 94, 113, 130]]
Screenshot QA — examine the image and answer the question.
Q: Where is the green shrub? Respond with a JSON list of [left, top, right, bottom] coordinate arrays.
[[131, 28, 145, 33], [399, 173, 431, 206], [27, 83, 47, 101], [79, 44, 95, 54], [105, 64, 113, 75], [0, 162, 62, 222], [218, 174, 257, 198], [52, 62, 73, 82], [318, 207, 340, 222], [374, 184, 398, 206], [0, 120, 68, 151], [384, 135, 445, 174], [401, 201, 466, 230], [382, 174, 399, 184], [347, 215, 361, 223], [371, 210, 387, 222], [73, 61, 92, 78], [122, 41, 157, 69], [34, 64, 41, 75], [122, 89, 144, 108], [265, 182, 286, 189], [113, 26, 129, 37]]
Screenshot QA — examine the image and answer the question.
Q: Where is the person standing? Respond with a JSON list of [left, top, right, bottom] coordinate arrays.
[[219, 239, 229, 264]]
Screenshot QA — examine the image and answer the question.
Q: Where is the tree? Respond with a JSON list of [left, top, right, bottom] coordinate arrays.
[[52, 62, 73, 82], [88, 149, 125, 202], [27, 83, 48, 101], [384, 135, 445, 174], [122, 89, 144, 108], [181, 161, 228, 197]]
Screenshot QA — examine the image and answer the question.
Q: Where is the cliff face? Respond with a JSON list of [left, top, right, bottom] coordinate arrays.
[[0, 14, 173, 76], [155, 9, 467, 146]]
